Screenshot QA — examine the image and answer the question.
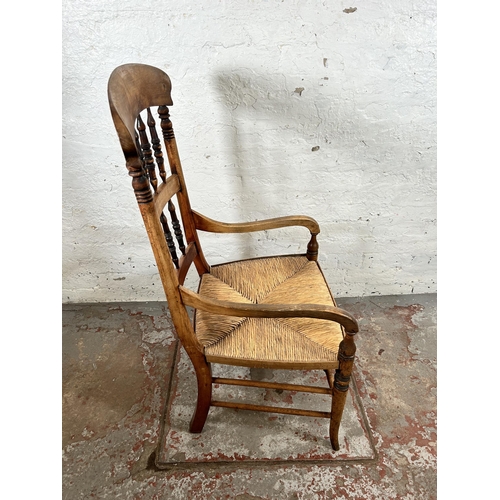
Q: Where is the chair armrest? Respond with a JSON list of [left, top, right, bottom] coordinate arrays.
[[179, 286, 359, 335], [192, 211, 320, 235]]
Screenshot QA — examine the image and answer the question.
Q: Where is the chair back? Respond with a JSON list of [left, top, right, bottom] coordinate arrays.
[[108, 63, 208, 354]]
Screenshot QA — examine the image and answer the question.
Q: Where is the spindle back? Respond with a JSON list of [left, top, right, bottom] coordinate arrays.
[[108, 63, 209, 351]]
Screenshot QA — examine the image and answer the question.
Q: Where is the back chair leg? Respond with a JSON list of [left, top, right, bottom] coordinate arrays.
[[189, 361, 213, 433], [324, 369, 334, 388]]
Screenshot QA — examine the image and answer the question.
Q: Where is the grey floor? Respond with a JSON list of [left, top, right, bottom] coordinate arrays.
[[62, 293, 436, 499]]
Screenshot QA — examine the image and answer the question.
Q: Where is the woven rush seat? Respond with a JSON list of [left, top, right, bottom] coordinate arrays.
[[195, 255, 344, 369]]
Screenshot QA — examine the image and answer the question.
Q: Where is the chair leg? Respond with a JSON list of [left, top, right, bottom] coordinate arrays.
[[189, 361, 212, 433], [330, 385, 349, 451], [324, 369, 334, 388], [329, 335, 356, 451]]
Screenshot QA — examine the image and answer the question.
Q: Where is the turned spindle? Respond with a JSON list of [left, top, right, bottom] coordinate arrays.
[[306, 233, 319, 261], [147, 108, 168, 184], [168, 200, 186, 255], [158, 105, 175, 142], [160, 212, 179, 268], [137, 114, 158, 192]]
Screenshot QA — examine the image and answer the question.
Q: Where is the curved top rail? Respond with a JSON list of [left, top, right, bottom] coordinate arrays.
[[108, 63, 173, 156]]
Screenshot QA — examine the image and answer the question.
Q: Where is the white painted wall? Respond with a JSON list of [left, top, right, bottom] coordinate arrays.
[[63, 0, 436, 302]]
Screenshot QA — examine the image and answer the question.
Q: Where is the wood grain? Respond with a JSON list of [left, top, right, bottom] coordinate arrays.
[[192, 210, 320, 234]]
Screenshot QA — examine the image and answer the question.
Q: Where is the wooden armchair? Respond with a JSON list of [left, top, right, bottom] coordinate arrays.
[[107, 63, 359, 451]]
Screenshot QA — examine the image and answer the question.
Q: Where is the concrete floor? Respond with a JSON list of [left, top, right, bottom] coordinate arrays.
[[62, 293, 436, 499]]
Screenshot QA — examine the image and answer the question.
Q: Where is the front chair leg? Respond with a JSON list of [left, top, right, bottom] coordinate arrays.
[[329, 334, 356, 450], [330, 381, 350, 450], [189, 361, 212, 433]]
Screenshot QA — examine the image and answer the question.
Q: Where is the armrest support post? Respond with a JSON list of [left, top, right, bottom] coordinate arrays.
[[306, 233, 319, 261]]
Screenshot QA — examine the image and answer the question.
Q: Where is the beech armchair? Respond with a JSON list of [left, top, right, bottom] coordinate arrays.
[[107, 63, 359, 450]]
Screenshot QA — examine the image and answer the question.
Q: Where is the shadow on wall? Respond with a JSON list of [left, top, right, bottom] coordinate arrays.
[[209, 68, 364, 260]]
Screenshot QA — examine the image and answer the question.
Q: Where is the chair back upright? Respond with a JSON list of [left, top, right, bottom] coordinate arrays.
[[108, 63, 209, 356]]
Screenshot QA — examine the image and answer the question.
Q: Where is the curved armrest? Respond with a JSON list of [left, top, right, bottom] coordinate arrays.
[[179, 286, 358, 335], [192, 211, 320, 235]]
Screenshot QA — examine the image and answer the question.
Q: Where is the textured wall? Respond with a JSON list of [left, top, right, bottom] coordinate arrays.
[[63, 0, 436, 302]]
